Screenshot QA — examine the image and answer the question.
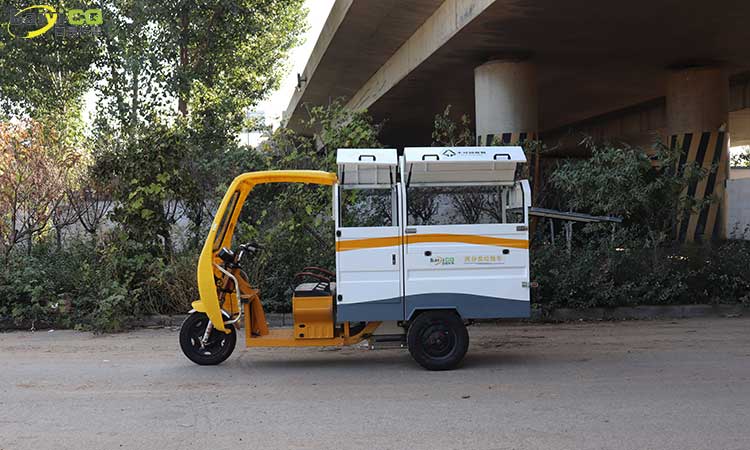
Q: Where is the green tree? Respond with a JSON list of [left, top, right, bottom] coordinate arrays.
[[0, 1, 99, 123], [431, 105, 474, 147], [94, 0, 175, 135], [92, 0, 307, 245], [550, 137, 711, 244], [93, 122, 194, 254], [732, 146, 750, 167]]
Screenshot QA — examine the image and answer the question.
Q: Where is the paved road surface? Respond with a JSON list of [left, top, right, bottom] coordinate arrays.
[[1, 317, 749, 450]]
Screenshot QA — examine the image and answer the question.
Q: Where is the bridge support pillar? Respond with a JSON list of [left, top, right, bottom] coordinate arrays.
[[666, 66, 729, 241]]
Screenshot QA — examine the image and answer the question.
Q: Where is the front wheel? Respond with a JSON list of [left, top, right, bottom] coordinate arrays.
[[407, 310, 469, 371], [180, 313, 237, 365]]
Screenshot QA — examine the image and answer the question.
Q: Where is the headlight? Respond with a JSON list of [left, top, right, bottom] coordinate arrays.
[[217, 247, 235, 264]]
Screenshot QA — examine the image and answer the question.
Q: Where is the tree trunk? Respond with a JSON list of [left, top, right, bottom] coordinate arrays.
[[190, 209, 203, 248], [131, 57, 140, 129], [178, 10, 189, 116], [162, 228, 174, 257]]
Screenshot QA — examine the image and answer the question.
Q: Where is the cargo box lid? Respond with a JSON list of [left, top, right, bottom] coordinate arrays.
[[337, 148, 397, 185], [403, 146, 526, 184]]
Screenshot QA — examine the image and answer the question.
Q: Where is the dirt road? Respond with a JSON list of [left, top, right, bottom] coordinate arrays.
[[2, 317, 749, 450]]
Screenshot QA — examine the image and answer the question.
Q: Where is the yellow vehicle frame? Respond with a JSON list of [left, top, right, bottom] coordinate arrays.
[[189, 170, 380, 347]]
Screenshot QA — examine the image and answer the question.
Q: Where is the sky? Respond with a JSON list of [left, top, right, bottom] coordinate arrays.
[[261, 0, 335, 127], [241, 0, 335, 145]]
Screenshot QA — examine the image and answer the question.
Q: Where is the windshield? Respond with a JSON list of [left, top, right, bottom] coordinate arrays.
[[213, 191, 240, 251]]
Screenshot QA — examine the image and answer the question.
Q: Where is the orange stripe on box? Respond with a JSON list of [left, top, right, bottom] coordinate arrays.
[[335, 236, 401, 252], [336, 234, 529, 252], [406, 233, 529, 249]]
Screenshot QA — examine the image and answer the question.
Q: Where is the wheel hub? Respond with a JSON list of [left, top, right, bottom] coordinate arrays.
[[420, 322, 455, 358], [188, 318, 228, 355]]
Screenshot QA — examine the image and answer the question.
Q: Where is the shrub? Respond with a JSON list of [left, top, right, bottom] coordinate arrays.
[[0, 233, 200, 331], [532, 237, 750, 309], [532, 137, 750, 310]]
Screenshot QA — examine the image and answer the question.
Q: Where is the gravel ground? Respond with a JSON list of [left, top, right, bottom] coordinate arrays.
[[1, 317, 749, 450]]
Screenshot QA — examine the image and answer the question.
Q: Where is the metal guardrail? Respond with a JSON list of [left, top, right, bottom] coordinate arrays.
[[529, 207, 622, 251], [529, 207, 622, 224]]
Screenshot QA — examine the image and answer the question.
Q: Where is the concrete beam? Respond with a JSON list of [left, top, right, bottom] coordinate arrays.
[[729, 75, 750, 111], [542, 75, 750, 155], [541, 99, 666, 156], [346, 0, 496, 112], [666, 67, 728, 136], [730, 109, 750, 147], [729, 75, 750, 146]]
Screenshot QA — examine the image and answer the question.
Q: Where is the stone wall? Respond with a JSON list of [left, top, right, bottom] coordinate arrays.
[[727, 177, 750, 239]]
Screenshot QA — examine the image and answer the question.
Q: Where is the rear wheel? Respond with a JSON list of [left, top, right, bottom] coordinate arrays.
[[180, 313, 236, 365], [407, 310, 469, 371]]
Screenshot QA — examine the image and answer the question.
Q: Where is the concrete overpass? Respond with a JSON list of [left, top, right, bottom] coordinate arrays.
[[284, 0, 750, 240]]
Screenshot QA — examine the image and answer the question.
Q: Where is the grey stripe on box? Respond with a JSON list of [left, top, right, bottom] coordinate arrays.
[[336, 293, 530, 322]]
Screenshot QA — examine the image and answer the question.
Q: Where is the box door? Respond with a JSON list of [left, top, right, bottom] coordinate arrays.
[[335, 184, 403, 322], [400, 181, 530, 320]]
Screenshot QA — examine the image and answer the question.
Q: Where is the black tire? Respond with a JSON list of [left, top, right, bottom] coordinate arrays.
[[180, 313, 237, 366], [407, 310, 469, 371]]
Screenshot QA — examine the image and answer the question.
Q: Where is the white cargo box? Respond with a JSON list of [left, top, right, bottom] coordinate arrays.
[[337, 148, 397, 185], [403, 146, 526, 184]]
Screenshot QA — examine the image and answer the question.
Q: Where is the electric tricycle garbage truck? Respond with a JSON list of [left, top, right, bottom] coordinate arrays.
[[180, 147, 531, 370]]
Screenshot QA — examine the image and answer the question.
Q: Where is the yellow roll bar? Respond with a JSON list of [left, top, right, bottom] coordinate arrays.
[[191, 170, 338, 332]]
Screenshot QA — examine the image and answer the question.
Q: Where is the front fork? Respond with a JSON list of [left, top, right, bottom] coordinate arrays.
[[199, 316, 239, 347], [200, 321, 214, 348], [215, 263, 243, 326], [197, 263, 247, 348]]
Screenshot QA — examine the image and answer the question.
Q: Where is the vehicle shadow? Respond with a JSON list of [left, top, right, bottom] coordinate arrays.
[[179, 347, 551, 373], [234, 349, 412, 370], [461, 350, 547, 370]]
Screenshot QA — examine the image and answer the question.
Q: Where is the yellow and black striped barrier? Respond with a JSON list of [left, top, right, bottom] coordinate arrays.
[[671, 131, 728, 242], [476, 132, 537, 146]]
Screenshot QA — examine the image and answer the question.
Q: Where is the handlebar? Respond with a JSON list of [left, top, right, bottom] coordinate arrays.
[[239, 242, 263, 252], [218, 242, 264, 269], [302, 266, 335, 280], [294, 271, 331, 284]]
